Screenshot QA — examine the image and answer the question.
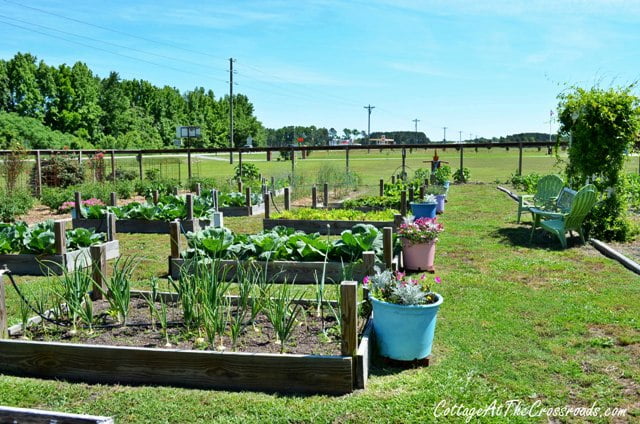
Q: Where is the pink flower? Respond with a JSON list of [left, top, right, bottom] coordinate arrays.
[[395, 271, 405, 281], [434, 276, 442, 284], [363, 276, 370, 285]]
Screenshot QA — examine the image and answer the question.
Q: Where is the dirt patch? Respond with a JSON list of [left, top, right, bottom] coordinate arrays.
[[18, 297, 341, 356]]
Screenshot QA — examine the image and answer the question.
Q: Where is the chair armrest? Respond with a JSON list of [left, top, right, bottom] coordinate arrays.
[[530, 208, 564, 219], [519, 194, 534, 207]]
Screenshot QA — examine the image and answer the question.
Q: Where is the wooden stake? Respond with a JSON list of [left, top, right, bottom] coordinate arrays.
[[107, 212, 117, 242], [195, 183, 201, 196], [74, 192, 82, 217], [137, 152, 143, 180], [400, 190, 407, 217], [408, 186, 414, 203], [111, 150, 116, 182], [0, 267, 7, 339], [186, 194, 194, 220], [323, 183, 329, 208], [152, 190, 159, 204], [264, 192, 271, 219], [90, 244, 107, 301], [284, 187, 290, 210], [362, 251, 376, 276], [383, 227, 393, 270], [54, 221, 66, 255], [109, 192, 117, 207], [312, 185, 317, 209], [35, 150, 42, 197], [419, 185, 425, 200], [340, 281, 357, 357], [238, 179, 243, 193], [379, 179, 384, 197], [245, 187, 252, 215], [169, 221, 181, 259]]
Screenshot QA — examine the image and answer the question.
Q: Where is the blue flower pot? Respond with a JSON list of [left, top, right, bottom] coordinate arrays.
[[370, 294, 443, 360], [410, 202, 437, 218]]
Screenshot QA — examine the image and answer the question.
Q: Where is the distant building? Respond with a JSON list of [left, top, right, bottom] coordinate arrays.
[[369, 135, 394, 145]]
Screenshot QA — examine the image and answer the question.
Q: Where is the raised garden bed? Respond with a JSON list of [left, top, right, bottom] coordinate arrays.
[[0, 280, 372, 395], [168, 222, 399, 283], [73, 216, 210, 234], [0, 220, 119, 276], [263, 217, 402, 234]]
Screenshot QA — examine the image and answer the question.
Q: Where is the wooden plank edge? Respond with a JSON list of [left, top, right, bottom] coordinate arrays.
[[354, 317, 373, 389], [0, 405, 113, 424], [496, 186, 520, 202], [0, 339, 353, 395], [590, 238, 640, 275]]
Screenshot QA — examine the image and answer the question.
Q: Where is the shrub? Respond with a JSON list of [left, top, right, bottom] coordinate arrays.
[[134, 178, 180, 197], [453, 167, 470, 183], [107, 169, 138, 182], [433, 165, 451, 185], [32, 154, 85, 188], [234, 163, 260, 182], [0, 188, 34, 221], [40, 186, 73, 210], [2, 141, 28, 191], [508, 172, 540, 193]]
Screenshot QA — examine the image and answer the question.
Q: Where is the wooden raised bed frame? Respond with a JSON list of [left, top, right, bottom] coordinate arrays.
[[0, 221, 119, 276], [0, 275, 373, 395], [167, 222, 398, 282]]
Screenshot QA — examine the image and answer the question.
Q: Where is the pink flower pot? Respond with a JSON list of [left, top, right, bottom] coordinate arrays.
[[402, 239, 436, 272]]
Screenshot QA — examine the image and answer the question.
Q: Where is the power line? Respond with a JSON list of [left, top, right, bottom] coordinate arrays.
[[364, 104, 375, 139], [0, 17, 228, 85], [0, 12, 228, 74], [1, 0, 228, 65]]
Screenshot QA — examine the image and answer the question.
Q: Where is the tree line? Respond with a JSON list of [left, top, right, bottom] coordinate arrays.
[[0, 52, 262, 149]]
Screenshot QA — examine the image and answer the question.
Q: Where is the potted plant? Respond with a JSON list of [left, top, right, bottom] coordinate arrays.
[[364, 269, 443, 361], [425, 185, 447, 214], [433, 165, 451, 190], [398, 216, 443, 272], [410, 194, 437, 219]]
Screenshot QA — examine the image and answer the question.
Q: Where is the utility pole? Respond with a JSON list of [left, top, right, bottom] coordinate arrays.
[[459, 131, 462, 143], [364, 104, 375, 142], [229, 58, 236, 164], [442, 127, 447, 142], [412, 118, 420, 143]]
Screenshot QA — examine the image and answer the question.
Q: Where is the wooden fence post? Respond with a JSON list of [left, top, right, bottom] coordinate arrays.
[[74, 192, 82, 217], [408, 186, 414, 203], [107, 212, 116, 242], [518, 142, 523, 176], [186, 194, 194, 221], [270, 176, 275, 191], [323, 183, 329, 208], [400, 190, 407, 217], [187, 147, 192, 180], [211, 189, 218, 211], [312, 185, 317, 209], [245, 187, 252, 215], [111, 150, 116, 182], [391, 175, 396, 184], [35, 150, 42, 197], [340, 281, 357, 357], [345, 146, 350, 174], [0, 267, 8, 339], [419, 185, 426, 199], [379, 179, 384, 197], [362, 251, 376, 276], [152, 190, 159, 204], [194, 183, 201, 196], [90, 244, 107, 301], [383, 227, 393, 270], [137, 152, 143, 180], [459, 145, 465, 182], [54, 221, 66, 255], [266, 150, 272, 161], [109, 192, 117, 207], [424, 178, 429, 188], [229, 150, 233, 165], [238, 150, 243, 177], [264, 192, 271, 219], [169, 221, 181, 259], [238, 180, 243, 193], [284, 187, 290, 210], [173, 186, 179, 195]]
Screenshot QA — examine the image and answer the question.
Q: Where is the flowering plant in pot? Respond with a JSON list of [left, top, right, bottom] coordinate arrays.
[[398, 216, 443, 272], [410, 194, 437, 218], [364, 268, 443, 361]]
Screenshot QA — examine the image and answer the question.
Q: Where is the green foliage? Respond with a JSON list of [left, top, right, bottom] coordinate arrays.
[[557, 84, 640, 241], [39, 181, 133, 211], [508, 172, 541, 193], [0, 112, 85, 149], [0, 220, 103, 254], [2, 141, 28, 191], [184, 224, 386, 263], [315, 163, 361, 197], [342, 195, 400, 210], [33, 154, 85, 188], [626, 173, 640, 212], [0, 188, 34, 221], [433, 165, 452, 185], [234, 162, 260, 182], [273, 208, 396, 221], [453, 167, 470, 183], [134, 177, 180, 197]]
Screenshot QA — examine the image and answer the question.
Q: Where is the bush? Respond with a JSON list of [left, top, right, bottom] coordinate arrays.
[[508, 172, 540, 193], [107, 169, 138, 182], [187, 177, 218, 192], [0, 188, 34, 221], [433, 165, 451, 185], [453, 167, 470, 183], [32, 154, 85, 188], [40, 181, 134, 212], [234, 163, 260, 182], [40, 186, 72, 210], [134, 178, 180, 197]]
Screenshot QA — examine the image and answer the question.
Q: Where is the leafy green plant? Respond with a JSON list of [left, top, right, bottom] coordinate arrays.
[[433, 165, 452, 185], [265, 282, 304, 353], [453, 167, 470, 183], [509, 172, 540, 193], [97, 256, 136, 325], [55, 266, 93, 334], [234, 162, 260, 182], [272, 208, 396, 221], [0, 188, 34, 221]]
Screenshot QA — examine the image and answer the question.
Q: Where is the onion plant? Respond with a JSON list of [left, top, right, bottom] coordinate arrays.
[[265, 281, 304, 354], [97, 256, 136, 325], [77, 293, 95, 333], [156, 296, 171, 347], [55, 266, 93, 334]]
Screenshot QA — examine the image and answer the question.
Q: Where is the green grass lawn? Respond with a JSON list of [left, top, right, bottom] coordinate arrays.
[[1, 183, 638, 423]]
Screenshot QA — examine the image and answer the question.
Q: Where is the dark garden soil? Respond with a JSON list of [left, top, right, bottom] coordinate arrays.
[[17, 297, 342, 356]]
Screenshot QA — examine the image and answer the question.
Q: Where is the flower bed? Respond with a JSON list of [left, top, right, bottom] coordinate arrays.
[[264, 208, 403, 235]]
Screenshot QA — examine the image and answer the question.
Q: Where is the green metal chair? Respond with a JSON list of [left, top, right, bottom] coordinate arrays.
[[531, 184, 597, 249], [517, 174, 564, 223]]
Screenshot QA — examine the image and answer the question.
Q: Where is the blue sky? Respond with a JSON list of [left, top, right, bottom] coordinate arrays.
[[0, 0, 638, 140]]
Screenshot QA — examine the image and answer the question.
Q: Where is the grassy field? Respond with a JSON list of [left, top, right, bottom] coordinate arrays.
[[1, 181, 638, 423]]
